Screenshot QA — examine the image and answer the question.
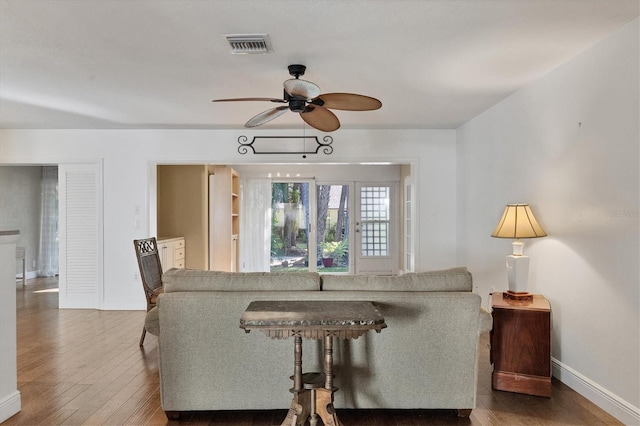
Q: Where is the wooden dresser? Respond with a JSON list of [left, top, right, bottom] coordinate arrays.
[[490, 292, 551, 397]]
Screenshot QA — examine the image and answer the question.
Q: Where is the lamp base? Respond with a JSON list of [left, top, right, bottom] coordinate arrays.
[[506, 254, 530, 294], [503, 291, 533, 301]]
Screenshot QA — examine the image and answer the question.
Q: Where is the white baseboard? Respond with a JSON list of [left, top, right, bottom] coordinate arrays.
[[552, 357, 640, 425], [15, 271, 37, 281], [100, 300, 147, 311], [0, 390, 21, 423]]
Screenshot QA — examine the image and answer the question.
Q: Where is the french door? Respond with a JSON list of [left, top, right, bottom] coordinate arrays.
[[267, 180, 398, 274], [316, 184, 350, 273], [354, 183, 398, 275]]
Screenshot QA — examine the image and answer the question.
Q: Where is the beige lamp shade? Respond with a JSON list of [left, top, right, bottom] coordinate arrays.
[[491, 204, 547, 239]]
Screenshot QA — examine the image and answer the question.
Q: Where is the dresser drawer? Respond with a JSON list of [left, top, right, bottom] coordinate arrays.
[[174, 247, 185, 260]]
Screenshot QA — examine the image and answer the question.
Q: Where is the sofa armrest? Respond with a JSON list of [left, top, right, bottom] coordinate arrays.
[[478, 307, 492, 335]]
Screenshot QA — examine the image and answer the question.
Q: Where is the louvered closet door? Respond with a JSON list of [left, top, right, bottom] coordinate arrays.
[[58, 163, 103, 309]]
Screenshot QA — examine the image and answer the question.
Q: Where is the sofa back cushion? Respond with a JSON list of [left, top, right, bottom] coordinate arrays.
[[321, 267, 472, 292], [163, 269, 321, 292]]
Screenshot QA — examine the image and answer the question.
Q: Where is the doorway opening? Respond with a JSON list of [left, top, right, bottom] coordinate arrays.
[[0, 165, 59, 289]]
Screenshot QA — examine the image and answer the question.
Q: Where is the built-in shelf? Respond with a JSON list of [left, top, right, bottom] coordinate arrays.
[[210, 167, 240, 272]]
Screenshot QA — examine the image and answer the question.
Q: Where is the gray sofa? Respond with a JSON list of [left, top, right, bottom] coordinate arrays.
[[145, 267, 492, 419]]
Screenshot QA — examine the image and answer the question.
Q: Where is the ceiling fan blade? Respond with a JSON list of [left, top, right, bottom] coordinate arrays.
[[212, 97, 286, 103], [284, 79, 321, 100], [313, 93, 382, 111], [245, 106, 289, 128], [300, 105, 340, 132]]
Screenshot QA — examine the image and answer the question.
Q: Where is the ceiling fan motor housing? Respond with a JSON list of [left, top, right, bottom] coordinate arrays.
[[289, 98, 306, 113], [288, 64, 306, 78]]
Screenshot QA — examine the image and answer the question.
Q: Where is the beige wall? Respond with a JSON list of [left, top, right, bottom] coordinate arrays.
[[157, 165, 209, 269]]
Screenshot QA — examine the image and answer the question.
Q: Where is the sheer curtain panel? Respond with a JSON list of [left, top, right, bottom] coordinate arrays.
[[38, 166, 59, 277], [240, 178, 271, 272]]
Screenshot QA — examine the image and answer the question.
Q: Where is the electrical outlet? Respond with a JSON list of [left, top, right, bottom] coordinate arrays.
[[32, 260, 36, 268], [134, 273, 139, 281]]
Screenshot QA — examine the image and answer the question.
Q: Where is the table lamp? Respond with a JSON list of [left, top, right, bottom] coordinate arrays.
[[491, 204, 547, 300]]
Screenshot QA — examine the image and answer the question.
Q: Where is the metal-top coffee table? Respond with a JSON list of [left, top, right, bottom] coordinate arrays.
[[240, 300, 386, 426]]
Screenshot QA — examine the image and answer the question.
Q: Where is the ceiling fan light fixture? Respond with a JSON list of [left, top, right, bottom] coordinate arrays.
[[223, 34, 273, 54], [284, 79, 321, 100]]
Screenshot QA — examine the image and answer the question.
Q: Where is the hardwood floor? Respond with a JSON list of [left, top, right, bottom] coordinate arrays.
[[6, 277, 622, 425]]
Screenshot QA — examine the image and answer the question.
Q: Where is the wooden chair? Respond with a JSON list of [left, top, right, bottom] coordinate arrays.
[[133, 237, 164, 346]]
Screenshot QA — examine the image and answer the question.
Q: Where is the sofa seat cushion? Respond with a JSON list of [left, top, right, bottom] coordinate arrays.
[[321, 267, 472, 292], [162, 268, 321, 292]]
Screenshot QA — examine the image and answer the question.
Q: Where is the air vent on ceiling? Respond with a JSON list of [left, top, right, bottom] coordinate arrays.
[[224, 34, 272, 54]]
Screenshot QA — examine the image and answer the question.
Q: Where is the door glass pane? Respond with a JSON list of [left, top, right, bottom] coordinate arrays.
[[317, 184, 349, 273], [404, 182, 414, 272], [360, 186, 390, 257], [270, 182, 309, 272]]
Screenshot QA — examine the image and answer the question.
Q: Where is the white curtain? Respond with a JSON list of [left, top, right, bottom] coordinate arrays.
[[38, 166, 59, 277], [240, 178, 272, 272]]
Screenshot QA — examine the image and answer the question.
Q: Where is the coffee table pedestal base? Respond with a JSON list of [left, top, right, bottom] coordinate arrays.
[[281, 388, 342, 426], [240, 301, 386, 426]]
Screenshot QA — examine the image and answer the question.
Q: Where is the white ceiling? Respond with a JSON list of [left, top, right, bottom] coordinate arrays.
[[1, 0, 638, 131]]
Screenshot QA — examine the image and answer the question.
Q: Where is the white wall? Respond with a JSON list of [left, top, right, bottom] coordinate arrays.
[[0, 128, 458, 309], [457, 19, 639, 424], [233, 164, 401, 182]]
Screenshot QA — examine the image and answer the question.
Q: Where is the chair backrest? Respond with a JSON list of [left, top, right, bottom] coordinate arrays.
[[133, 237, 163, 300]]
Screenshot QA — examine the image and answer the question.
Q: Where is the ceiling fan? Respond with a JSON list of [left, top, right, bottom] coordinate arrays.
[[212, 64, 382, 132]]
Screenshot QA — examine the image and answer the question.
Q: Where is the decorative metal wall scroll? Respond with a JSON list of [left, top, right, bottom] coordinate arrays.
[[238, 135, 333, 157]]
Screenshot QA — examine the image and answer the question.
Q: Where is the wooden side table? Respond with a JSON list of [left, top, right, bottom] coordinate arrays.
[[490, 292, 551, 397], [240, 300, 386, 426]]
